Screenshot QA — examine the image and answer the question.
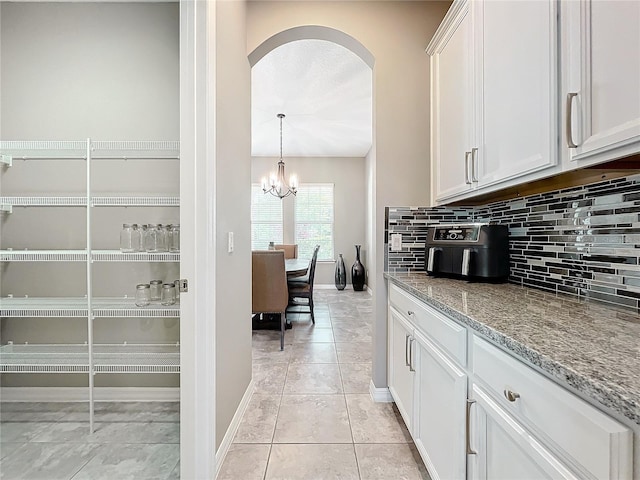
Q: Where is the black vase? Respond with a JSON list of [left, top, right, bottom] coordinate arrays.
[[334, 254, 347, 291], [351, 245, 366, 291]]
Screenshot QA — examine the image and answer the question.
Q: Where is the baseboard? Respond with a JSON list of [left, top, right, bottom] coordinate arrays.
[[0, 387, 180, 402], [215, 379, 255, 477], [369, 380, 393, 402]]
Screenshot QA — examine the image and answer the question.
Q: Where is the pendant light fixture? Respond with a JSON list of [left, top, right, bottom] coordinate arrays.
[[262, 113, 298, 199]]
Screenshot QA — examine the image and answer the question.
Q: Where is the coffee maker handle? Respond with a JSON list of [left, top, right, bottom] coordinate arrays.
[[462, 248, 473, 276], [427, 247, 439, 273]]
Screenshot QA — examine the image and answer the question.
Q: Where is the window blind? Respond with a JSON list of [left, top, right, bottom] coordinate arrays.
[[251, 184, 283, 250], [294, 183, 334, 261]]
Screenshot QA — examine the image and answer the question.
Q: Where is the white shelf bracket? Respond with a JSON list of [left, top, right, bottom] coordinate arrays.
[[0, 204, 13, 214], [1, 154, 12, 167]]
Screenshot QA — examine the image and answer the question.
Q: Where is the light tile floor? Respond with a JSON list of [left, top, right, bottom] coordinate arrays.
[[220, 289, 430, 480], [0, 402, 180, 479], [0, 290, 429, 480]]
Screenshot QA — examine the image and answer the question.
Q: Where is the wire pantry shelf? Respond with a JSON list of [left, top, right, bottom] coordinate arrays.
[[0, 196, 87, 207], [91, 251, 180, 262], [0, 343, 180, 374], [0, 250, 179, 262], [0, 250, 88, 262], [92, 196, 179, 207], [0, 297, 180, 318]]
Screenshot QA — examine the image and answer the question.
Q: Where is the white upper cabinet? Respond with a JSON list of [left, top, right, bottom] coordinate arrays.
[[475, 0, 558, 188], [428, 1, 475, 200], [428, 0, 559, 204], [563, 0, 640, 167]]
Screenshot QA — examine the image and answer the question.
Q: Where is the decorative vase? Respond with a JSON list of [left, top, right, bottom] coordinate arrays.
[[334, 254, 347, 291], [351, 245, 366, 291]]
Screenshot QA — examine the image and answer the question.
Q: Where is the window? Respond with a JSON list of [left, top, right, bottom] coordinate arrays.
[[294, 183, 334, 261], [251, 184, 283, 250]]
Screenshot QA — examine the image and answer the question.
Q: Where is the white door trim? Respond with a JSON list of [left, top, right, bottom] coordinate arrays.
[[180, 0, 217, 478]]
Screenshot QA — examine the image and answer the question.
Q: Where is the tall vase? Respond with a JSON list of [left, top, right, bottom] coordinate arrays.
[[334, 254, 347, 291], [351, 245, 366, 291]]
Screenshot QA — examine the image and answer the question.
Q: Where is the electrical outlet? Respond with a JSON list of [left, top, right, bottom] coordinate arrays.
[[228, 232, 234, 253], [391, 233, 402, 252]]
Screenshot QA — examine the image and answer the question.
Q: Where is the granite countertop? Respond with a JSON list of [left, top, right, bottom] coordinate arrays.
[[384, 272, 640, 426]]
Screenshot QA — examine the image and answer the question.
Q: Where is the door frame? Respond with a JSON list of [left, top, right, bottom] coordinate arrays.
[[180, 0, 217, 478]]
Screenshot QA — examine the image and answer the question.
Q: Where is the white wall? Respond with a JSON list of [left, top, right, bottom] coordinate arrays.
[[215, 0, 253, 450], [0, 2, 180, 388], [247, 0, 450, 388], [251, 156, 366, 285]]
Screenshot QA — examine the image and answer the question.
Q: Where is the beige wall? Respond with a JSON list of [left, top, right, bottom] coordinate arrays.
[[251, 156, 367, 286], [215, 0, 253, 450], [247, 0, 450, 387], [0, 2, 180, 388]]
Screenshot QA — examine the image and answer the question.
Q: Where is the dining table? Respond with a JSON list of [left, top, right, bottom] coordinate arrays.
[[285, 258, 309, 278]]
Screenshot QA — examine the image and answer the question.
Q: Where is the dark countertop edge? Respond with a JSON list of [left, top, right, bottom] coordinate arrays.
[[384, 272, 640, 427]]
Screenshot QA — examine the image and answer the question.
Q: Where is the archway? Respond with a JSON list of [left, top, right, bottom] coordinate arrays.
[[248, 25, 374, 69]]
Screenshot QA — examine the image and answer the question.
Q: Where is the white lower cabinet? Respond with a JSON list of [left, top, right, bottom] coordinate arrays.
[[469, 384, 579, 480], [387, 283, 633, 480], [388, 305, 416, 428], [413, 329, 468, 480]]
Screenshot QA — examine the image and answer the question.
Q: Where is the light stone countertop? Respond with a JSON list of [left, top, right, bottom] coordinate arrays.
[[384, 272, 640, 426]]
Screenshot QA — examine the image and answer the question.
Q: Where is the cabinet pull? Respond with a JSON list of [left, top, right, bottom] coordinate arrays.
[[464, 151, 472, 185], [503, 389, 521, 402], [405, 334, 410, 367], [407, 310, 414, 316], [408, 337, 415, 372], [466, 399, 477, 455], [566, 92, 578, 148], [471, 148, 478, 182]]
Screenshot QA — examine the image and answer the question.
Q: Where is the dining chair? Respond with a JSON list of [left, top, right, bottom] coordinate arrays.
[[274, 244, 298, 259], [252, 250, 289, 350], [287, 244, 320, 324]]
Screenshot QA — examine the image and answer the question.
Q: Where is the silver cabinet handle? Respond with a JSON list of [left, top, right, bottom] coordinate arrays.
[[504, 389, 521, 402], [466, 399, 477, 455], [408, 337, 415, 372], [405, 334, 410, 367], [566, 92, 578, 148], [464, 151, 472, 185], [471, 148, 478, 182]]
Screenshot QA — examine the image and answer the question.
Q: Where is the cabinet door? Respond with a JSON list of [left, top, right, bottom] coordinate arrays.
[[469, 384, 579, 480], [387, 306, 415, 430], [412, 330, 467, 480], [565, 0, 640, 166], [429, 0, 475, 201], [475, 0, 558, 187]]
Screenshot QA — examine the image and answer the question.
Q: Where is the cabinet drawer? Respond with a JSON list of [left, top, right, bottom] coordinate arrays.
[[472, 335, 632, 480], [389, 284, 466, 366]]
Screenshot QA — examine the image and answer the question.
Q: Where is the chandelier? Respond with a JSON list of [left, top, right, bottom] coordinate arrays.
[[262, 113, 298, 199]]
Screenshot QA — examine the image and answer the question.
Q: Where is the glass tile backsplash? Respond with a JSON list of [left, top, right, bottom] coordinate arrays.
[[386, 173, 640, 311]]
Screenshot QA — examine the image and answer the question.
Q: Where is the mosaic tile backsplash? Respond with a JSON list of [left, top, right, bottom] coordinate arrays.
[[386, 173, 640, 311]]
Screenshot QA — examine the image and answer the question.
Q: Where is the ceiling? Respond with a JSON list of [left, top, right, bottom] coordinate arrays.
[[251, 39, 373, 158]]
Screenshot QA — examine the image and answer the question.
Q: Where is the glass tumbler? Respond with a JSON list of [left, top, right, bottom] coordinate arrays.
[[135, 284, 151, 307], [161, 283, 176, 306], [149, 279, 163, 301], [120, 224, 134, 253]]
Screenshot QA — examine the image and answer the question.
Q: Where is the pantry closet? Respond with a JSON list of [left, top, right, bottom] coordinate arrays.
[[0, 2, 181, 430]]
